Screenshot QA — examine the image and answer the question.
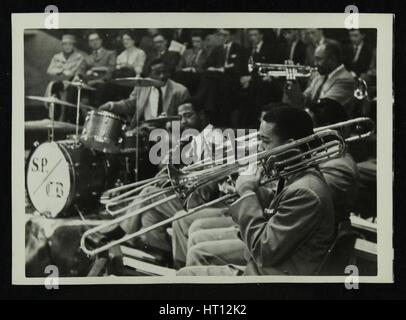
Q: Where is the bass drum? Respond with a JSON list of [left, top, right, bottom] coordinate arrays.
[[26, 141, 116, 218]]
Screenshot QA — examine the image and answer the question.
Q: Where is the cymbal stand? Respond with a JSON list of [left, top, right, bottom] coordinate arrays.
[[74, 81, 84, 145], [48, 95, 55, 142]]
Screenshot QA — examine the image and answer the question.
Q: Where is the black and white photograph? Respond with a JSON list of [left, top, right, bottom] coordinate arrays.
[[11, 12, 393, 285]]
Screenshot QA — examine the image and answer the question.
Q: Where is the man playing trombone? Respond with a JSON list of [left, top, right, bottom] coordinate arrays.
[[177, 106, 336, 276], [177, 101, 361, 270], [95, 99, 224, 263]]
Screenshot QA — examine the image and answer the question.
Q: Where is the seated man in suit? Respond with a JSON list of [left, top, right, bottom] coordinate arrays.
[[179, 102, 360, 269], [307, 98, 360, 228], [46, 34, 84, 122], [177, 106, 336, 275], [194, 28, 245, 128], [173, 30, 209, 95], [47, 34, 84, 81], [305, 28, 330, 67], [143, 33, 181, 77], [343, 29, 373, 77], [281, 28, 306, 65], [240, 28, 285, 128], [283, 41, 356, 117], [96, 99, 224, 262], [76, 30, 116, 105], [99, 58, 190, 129]]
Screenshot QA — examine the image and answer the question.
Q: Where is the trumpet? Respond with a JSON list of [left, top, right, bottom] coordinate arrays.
[[248, 56, 317, 78], [80, 129, 346, 256]]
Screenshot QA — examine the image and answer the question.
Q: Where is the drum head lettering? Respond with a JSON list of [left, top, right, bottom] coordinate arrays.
[[26, 142, 72, 217]]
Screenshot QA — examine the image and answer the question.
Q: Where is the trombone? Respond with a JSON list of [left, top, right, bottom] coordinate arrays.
[[81, 129, 346, 256], [101, 117, 375, 215], [101, 131, 260, 215]]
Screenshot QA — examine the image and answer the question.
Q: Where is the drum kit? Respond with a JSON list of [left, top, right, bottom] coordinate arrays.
[[26, 77, 179, 218]]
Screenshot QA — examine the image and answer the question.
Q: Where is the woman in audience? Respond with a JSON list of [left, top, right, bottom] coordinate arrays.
[[115, 30, 146, 77]]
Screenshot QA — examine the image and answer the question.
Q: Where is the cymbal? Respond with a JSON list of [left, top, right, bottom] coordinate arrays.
[[141, 115, 181, 125], [63, 80, 97, 91], [26, 96, 94, 110], [25, 119, 81, 131], [112, 77, 164, 88], [26, 95, 76, 108]]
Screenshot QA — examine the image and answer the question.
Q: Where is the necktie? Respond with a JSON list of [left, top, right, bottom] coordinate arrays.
[[156, 87, 163, 116], [314, 75, 328, 102], [224, 44, 230, 65], [353, 45, 359, 63]]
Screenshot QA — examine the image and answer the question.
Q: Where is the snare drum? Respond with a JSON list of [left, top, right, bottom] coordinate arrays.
[[26, 141, 112, 218], [121, 127, 150, 154], [81, 110, 125, 153]]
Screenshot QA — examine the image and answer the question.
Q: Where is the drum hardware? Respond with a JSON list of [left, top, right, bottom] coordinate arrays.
[[112, 77, 164, 88], [26, 95, 93, 142], [140, 115, 181, 126], [26, 140, 125, 218], [63, 80, 97, 92], [81, 110, 125, 154], [26, 95, 94, 110]]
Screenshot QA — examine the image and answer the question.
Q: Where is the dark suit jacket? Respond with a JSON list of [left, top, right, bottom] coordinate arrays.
[[343, 42, 373, 76], [143, 50, 181, 76], [110, 79, 190, 128], [78, 47, 116, 81], [176, 48, 209, 73], [205, 42, 244, 76], [242, 41, 282, 75], [320, 153, 360, 225], [283, 40, 307, 65], [284, 65, 357, 113], [230, 168, 335, 275]]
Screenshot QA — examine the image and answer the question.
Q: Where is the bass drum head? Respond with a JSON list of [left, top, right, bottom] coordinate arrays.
[[26, 142, 73, 218]]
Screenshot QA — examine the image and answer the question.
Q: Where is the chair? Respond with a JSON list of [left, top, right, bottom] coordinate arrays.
[[317, 224, 362, 275]]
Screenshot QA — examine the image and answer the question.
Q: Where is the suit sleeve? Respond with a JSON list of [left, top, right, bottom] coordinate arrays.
[[110, 88, 139, 117], [230, 188, 322, 266], [324, 78, 356, 106], [176, 52, 187, 71], [167, 87, 191, 116], [282, 82, 307, 108]]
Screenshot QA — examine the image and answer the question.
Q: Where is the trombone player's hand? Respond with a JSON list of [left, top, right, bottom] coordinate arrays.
[[235, 165, 262, 196]]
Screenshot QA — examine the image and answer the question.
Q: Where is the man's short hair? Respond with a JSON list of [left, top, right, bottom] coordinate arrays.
[[178, 97, 205, 115], [218, 28, 237, 35], [247, 28, 264, 35], [62, 34, 76, 43], [87, 30, 102, 40], [349, 28, 366, 35], [190, 30, 203, 39], [262, 106, 314, 141], [308, 98, 348, 127], [153, 33, 167, 41]]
